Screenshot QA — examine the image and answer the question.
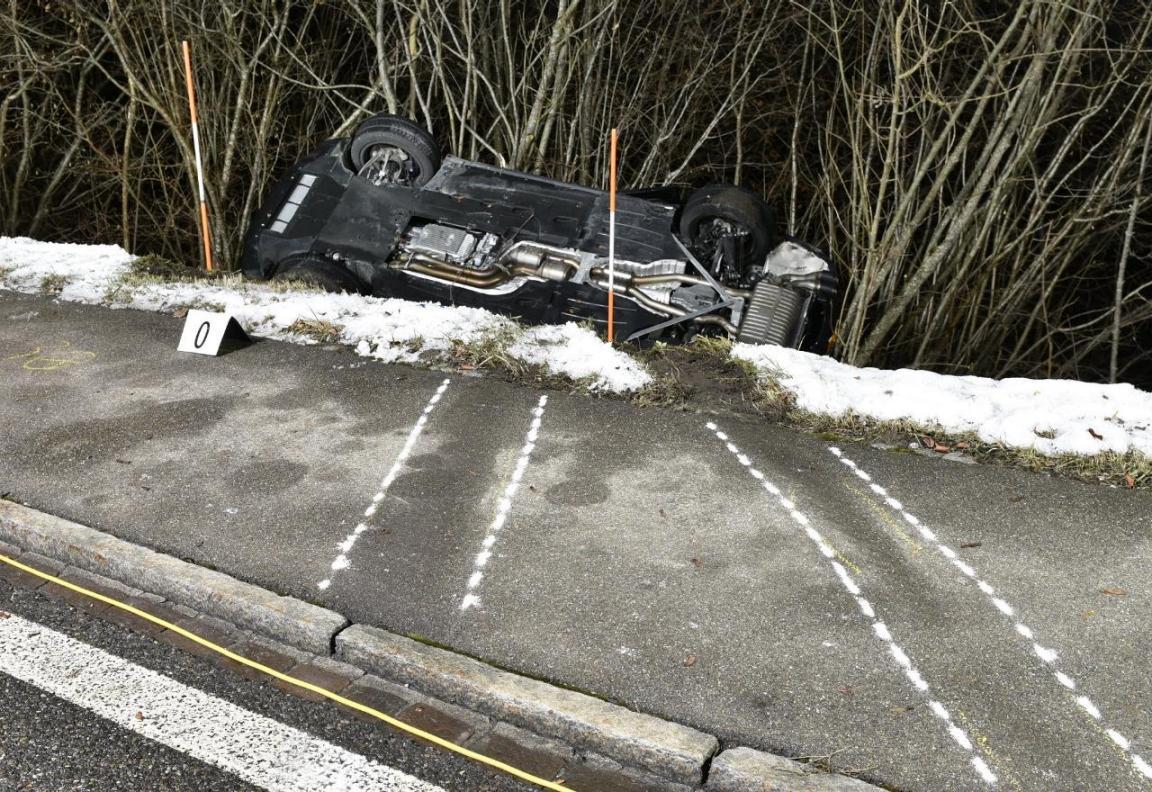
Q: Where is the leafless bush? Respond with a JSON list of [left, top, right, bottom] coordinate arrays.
[[2, 0, 1149, 385], [794, 1, 1152, 383]]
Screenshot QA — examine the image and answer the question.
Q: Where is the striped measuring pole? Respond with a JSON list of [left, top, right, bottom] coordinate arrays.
[[607, 128, 617, 342], [181, 40, 214, 272]]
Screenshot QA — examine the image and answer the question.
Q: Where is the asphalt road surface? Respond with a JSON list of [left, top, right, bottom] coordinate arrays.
[[2, 291, 1151, 791]]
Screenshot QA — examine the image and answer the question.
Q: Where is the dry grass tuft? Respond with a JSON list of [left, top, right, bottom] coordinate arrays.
[[287, 318, 345, 344], [449, 329, 598, 392], [39, 274, 69, 294], [787, 410, 1151, 489]]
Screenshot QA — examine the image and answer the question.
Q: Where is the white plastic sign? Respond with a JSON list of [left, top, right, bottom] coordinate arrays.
[[177, 309, 250, 356]]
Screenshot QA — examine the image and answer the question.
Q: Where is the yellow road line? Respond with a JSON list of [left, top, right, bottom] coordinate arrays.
[[0, 552, 571, 791]]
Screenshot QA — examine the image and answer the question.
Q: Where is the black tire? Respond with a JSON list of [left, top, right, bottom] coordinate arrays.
[[272, 255, 367, 294], [679, 185, 777, 275], [349, 114, 441, 187]]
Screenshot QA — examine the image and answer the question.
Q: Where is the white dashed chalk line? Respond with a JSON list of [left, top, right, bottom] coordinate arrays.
[[460, 395, 548, 611], [828, 446, 1152, 782], [0, 612, 445, 791], [707, 423, 998, 786], [317, 378, 450, 591]]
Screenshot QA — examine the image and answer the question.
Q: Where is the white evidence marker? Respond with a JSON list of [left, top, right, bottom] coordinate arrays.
[[176, 309, 250, 356]]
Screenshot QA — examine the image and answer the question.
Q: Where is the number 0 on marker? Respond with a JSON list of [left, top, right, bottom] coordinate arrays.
[[193, 321, 211, 349], [177, 310, 250, 356]]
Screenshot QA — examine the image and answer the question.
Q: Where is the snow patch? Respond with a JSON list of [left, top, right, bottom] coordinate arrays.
[[0, 237, 651, 393], [733, 343, 1152, 458], [507, 323, 652, 392], [0, 237, 133, 299]]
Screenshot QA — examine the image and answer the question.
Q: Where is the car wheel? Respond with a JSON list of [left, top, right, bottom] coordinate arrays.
[[349, 114, 441, 188], [679, 185, 778, 277], [272, 255, 367, 294]]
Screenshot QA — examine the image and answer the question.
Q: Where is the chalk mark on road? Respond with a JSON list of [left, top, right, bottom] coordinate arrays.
[[0, 610, 445, 792], [708, 423, 998, 786], [318, 377, 451, 591], [460, 394, 548, 611], [4, 340, 96, 371], [828, 446, 1152, 783]]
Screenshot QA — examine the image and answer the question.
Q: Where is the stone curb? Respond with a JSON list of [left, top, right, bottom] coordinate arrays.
[[0, 500, 347, 654], [336, 624, 718, 786], [706, 747, 878, 791]]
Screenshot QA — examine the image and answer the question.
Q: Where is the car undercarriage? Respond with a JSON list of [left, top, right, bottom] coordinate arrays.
[[243, 115, 839, 352]]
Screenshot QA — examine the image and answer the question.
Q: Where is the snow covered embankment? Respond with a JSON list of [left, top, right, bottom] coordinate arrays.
[[0, 237, 650, 393], [734, 343, 1152, 459], [5, 236, 1148, 461]]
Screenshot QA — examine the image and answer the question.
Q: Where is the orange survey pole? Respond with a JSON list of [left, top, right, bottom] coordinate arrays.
[[607, 128, 618, 343], [181, 40, 214, 272]]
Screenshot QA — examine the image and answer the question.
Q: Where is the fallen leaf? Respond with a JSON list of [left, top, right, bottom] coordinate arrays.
[[1088, 427, 1103, 440], [172, 306, 188, 318], [659, 508, 667, 518], [134, 711, 145, 721], [1081, 610, 1096, 620], [1008, 494, 1025, 503], [933, 443, 951, 453], [891, 705, 914, 715], [682, 655, 697, 667], [0, 611, 9, 619], [1125, 474, 1136, 489], [959, 541, 982, 549], [458, 363, 476, 371], [690, 557, 703, 568], [1100, 587, 1128, 596], [838, 685, 854, 696]]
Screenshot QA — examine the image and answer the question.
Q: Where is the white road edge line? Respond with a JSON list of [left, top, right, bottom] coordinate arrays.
[[460, 394, 548, 611], [0, 611, 444, 792], [827, 446, 1152, 782], [706, 423, 998, 786], [318, 378, 451, 591]]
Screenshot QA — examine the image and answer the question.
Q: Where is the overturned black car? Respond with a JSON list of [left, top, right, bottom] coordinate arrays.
[[242, 115, 839, 351]]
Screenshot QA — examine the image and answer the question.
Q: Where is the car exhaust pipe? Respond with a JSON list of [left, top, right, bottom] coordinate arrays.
[[405, 259, 507, 288], [592, 276, 740, 335], [402, 246, 578, 289], [403, 251, 740, 336]]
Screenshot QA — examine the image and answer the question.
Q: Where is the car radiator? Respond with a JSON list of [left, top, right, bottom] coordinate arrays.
[[736, 279, 805, 347]]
